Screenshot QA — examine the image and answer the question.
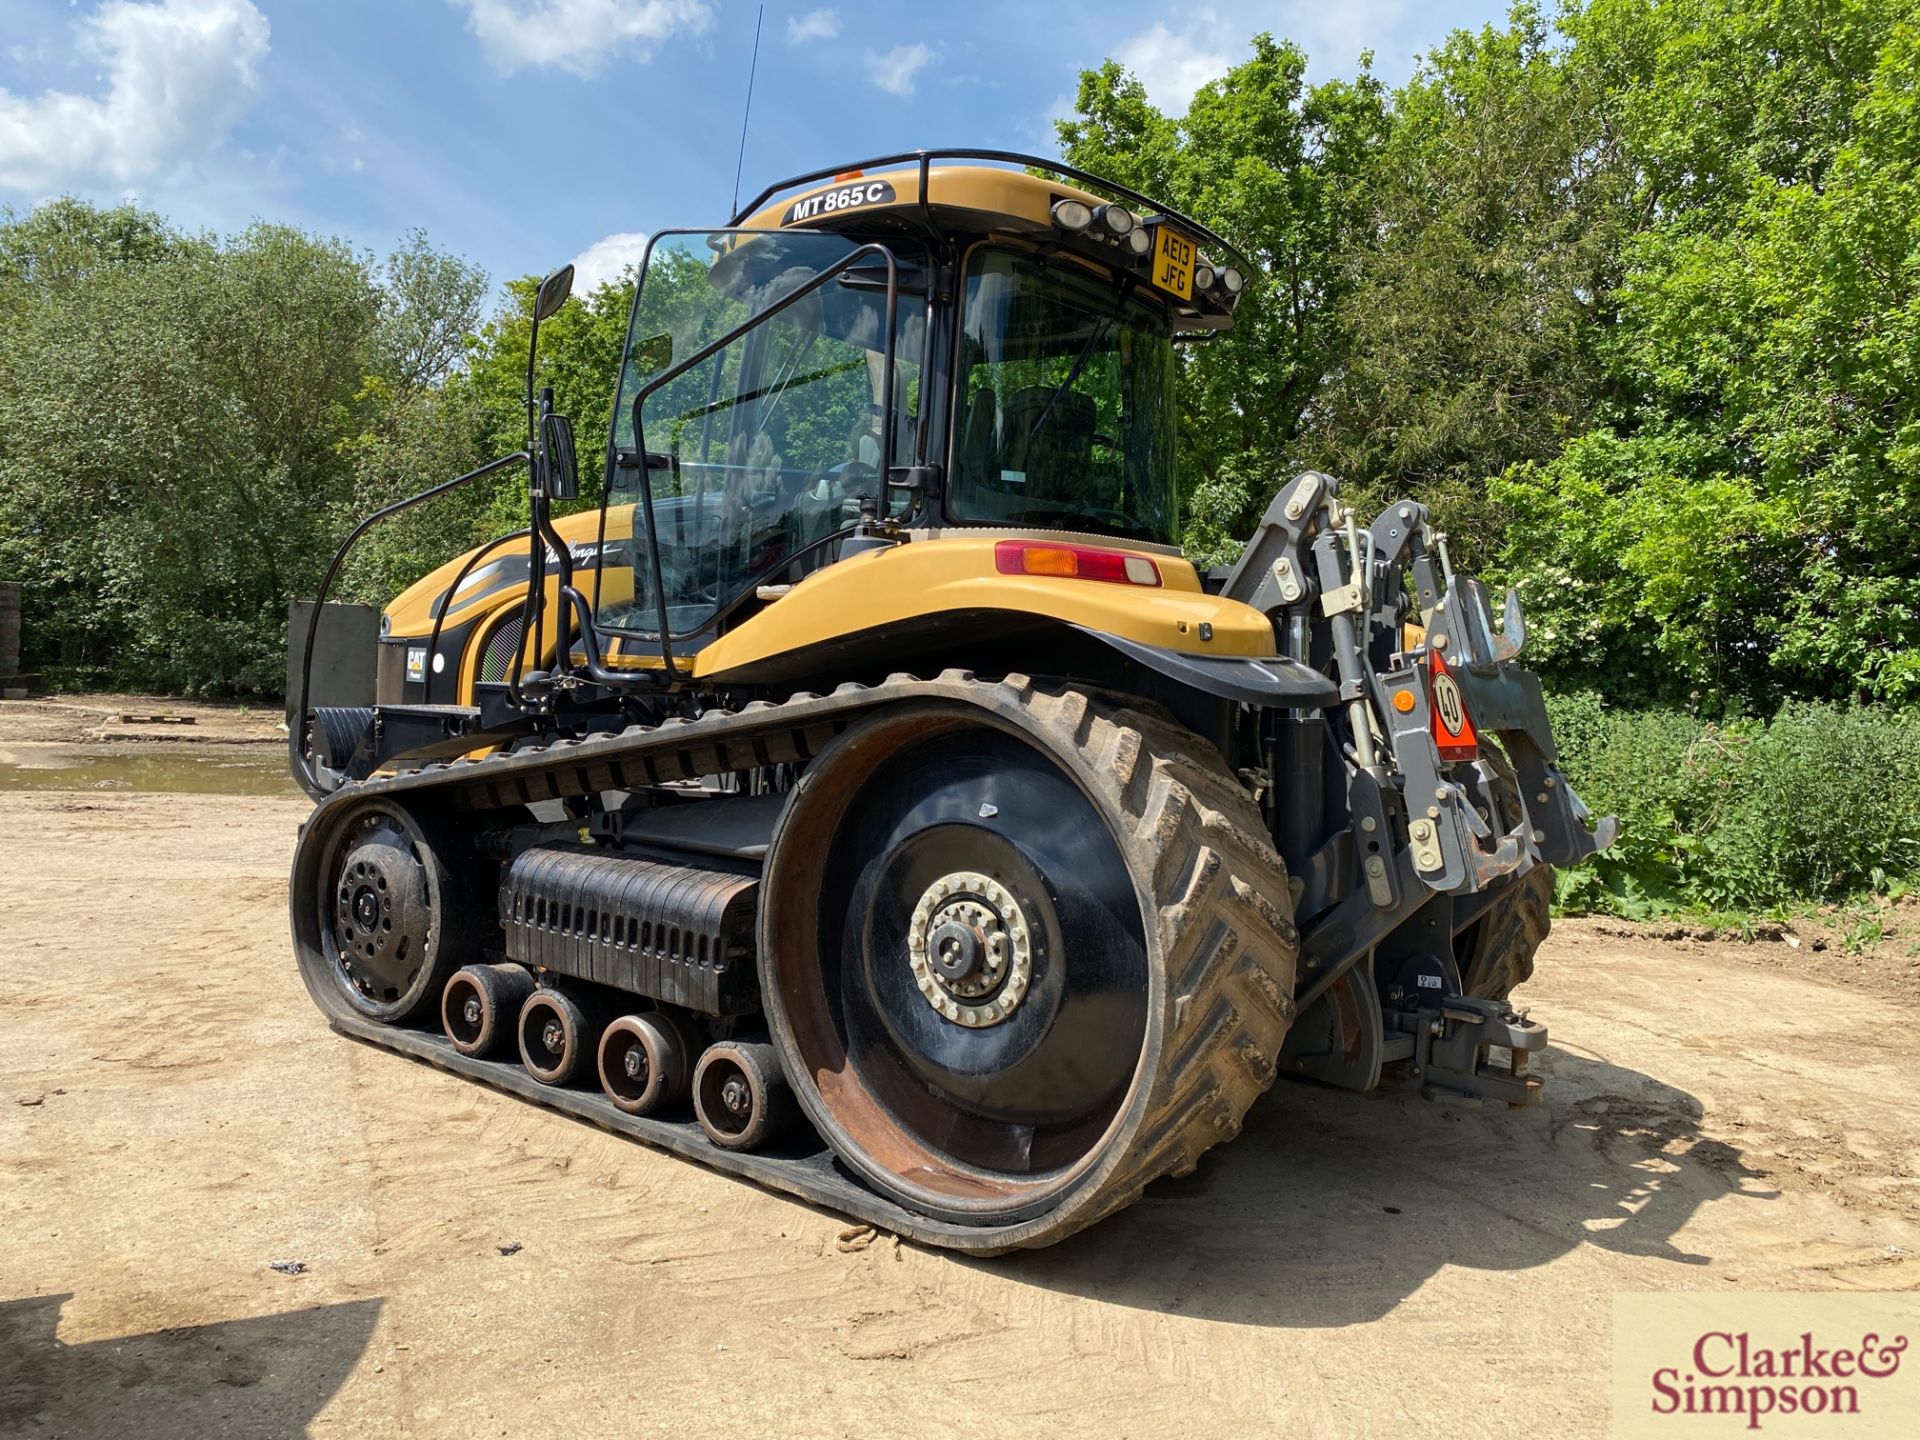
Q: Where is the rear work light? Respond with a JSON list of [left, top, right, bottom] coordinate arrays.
[[994, 540, 1161, 587]]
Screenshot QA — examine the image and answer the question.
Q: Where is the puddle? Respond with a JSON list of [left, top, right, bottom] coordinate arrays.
[[0, 744, 299, 796]]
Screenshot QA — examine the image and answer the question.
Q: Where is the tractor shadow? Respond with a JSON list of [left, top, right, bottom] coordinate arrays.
[[0, 1291, 381, 1439], [986, 1047, 1775, 1327]]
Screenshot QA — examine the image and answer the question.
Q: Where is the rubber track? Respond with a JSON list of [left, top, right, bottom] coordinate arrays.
[[290, 670, 1300, 1253], [1459, 861, 1553, 1002]]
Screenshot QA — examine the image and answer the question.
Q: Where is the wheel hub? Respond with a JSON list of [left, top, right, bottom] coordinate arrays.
[[331, 819, 432, 1003], [541, 1018, 565, 1055], [907, 871, 1032, 1028]]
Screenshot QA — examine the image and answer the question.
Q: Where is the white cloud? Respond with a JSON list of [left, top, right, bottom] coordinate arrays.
[[786, 8, 839, 44], [1113, 15, 1234, 114], [1104, 3, 1419, 114], [0, 0, 270, 194], [569, 230, 650, 294], [452, 0, 712, 77], [865, 42, 932, 98]]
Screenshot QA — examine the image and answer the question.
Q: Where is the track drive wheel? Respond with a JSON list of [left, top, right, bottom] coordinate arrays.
[[310, 800, 464, 1025], [761, 679, 1300, 1250]]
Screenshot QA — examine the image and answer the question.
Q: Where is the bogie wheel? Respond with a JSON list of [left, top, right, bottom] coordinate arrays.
[[692, 1039, 799, 1151], [599, 1011, 698, 1115], [311, 800, 464, 1025], [518, 987, 596, 1086], [1455, 745, 1554, 1002], [443, 963, 535, 1058], [761, 681, 1301, 1249]]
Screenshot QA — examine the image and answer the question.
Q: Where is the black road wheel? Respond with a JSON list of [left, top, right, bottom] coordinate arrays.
[[518, 987, 595, 1086], [313, 801, 462, 1025], [599, 1011, 697, 1115], [443, 963, 535, 1058], [762, 682, 1301, 1243], [692, 1040, 798, 1151]]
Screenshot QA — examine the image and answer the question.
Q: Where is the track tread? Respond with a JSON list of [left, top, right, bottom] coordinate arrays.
[[997, 681, 1299, 1247], [1459, 862, 1553, 1001]]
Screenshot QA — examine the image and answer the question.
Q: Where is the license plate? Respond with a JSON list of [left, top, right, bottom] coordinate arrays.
[[1151, 226, 1196, 300]]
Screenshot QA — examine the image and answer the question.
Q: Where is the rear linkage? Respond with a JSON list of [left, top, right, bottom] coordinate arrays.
[[1221, 471, 1616, 1108]]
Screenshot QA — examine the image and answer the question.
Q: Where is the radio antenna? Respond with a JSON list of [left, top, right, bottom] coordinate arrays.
[[730, 4, 765, 217]]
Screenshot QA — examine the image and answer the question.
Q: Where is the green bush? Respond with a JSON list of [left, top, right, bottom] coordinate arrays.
[[1543, 695, 1920, 917]]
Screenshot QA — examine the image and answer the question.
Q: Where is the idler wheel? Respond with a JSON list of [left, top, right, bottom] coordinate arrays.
[[693, 1040, 797, 1151], [517, 987, 597, 1086], [442, 964, 535, 1058], [318, 803, 464, 1024], [598, 1011, 698, 1115]]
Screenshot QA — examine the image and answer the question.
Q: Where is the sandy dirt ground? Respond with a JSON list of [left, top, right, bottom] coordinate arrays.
[[2, 700, 1917, 1437]]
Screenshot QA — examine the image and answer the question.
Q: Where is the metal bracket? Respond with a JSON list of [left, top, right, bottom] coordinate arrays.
[[1399, 995, 1547, 1109], [1319, 582, 1364, 617], [1218, 471, 1331, 615]]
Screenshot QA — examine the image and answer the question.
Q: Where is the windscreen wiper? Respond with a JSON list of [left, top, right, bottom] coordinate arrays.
[[1023, 313, 1116, 449]]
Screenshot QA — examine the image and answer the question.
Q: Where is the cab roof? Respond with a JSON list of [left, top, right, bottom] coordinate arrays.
[[730, 149, 1248, 334]]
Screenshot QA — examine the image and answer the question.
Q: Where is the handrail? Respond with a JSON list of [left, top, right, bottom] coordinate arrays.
[[289, 451, 527, 799], [728, 147, 1253, 276]]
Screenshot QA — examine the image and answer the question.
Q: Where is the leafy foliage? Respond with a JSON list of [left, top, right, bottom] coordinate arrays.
[[0, 204, 630, 693], [1546, 694, 1920, 914], [1062, 0, 1920, 708]]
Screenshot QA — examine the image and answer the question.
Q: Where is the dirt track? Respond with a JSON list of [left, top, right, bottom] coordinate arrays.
[[3, 733, 1918, 1436]]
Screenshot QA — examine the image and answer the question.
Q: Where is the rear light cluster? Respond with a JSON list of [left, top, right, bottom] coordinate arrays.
[[994, 540, 1161, 587]]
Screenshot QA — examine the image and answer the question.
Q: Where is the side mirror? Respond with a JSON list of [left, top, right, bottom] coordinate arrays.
[[535, 264, 575, 322], [542, 413, 580, 501]]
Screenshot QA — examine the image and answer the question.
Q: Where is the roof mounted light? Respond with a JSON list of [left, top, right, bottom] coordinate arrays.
[[1052, 199, 1093, 232], [1221, 267, 1244, 295], [1123, 227, 1151, 256], [1194, 264, 1216, 292], [1093, 204, 1135, 237]]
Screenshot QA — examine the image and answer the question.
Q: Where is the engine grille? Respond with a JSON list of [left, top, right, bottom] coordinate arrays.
[[499, 844, 758, 1015]]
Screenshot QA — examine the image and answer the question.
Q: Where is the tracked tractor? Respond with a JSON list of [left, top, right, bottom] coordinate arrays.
[[289, 151, 1615, 1253]]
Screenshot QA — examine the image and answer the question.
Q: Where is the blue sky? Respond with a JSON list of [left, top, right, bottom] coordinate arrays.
[[1, 1, 1503, 297]]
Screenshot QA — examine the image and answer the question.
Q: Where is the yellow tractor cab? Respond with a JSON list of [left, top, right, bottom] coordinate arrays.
[[371, 151, 1278, 724]]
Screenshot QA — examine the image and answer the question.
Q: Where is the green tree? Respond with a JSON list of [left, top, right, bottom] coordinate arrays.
[[1496, 0, 1920, 708], [1304, 5, 1633, 562], [1059, 38, 1389, 561]]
